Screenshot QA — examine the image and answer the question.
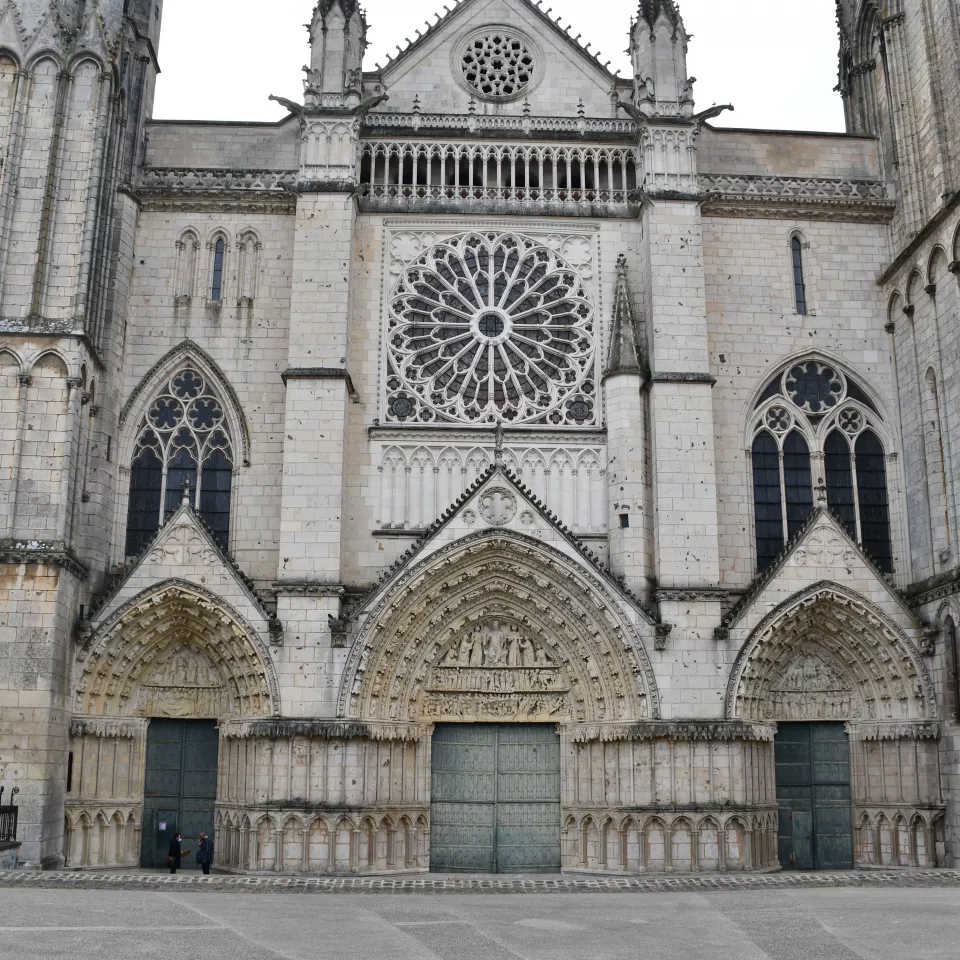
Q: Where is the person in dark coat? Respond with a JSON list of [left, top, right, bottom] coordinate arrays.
[[167, 833, 183, 874], [196, 832, 214, 875]]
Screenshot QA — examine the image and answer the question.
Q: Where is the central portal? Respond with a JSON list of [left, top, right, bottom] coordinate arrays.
[[430, 724, 561, 873]]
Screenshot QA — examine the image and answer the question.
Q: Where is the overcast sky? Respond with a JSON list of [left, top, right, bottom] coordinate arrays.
[[152, 0, 845, 131]]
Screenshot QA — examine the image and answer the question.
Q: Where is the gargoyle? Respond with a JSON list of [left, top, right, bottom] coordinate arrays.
[[693, 103, 734, 126], [355, 92, 389, 122], [268, 94, 305, 122], [615, 99, 645, 124]]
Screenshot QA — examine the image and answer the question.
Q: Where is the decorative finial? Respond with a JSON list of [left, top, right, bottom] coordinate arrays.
[[815, 477, 828, 504], [181, 477, 192, 506]]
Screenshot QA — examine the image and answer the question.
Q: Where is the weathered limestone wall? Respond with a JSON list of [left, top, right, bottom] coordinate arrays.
[[0, 564, 78, 867]]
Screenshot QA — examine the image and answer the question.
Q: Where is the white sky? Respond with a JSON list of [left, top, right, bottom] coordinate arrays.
[[152, 0, 845, 131]]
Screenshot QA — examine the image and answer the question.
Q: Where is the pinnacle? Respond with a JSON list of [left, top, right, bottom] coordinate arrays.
[[637, 0, 681, 28]]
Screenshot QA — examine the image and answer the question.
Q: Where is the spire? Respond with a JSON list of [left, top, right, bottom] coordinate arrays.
[[605, 254, 646, 377]]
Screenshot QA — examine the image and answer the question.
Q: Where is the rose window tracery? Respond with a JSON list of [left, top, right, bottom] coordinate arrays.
[[460, 32, 535, 99], [386, 232, 596, 426]]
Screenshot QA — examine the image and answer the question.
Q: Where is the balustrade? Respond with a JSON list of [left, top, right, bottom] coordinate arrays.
[[358, 140, 639, 208]]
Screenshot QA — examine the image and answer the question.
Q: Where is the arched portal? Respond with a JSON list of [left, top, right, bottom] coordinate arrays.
[[338, 531, 659, 874], [71, 581, 280, 869], [725, 583, 942, 870], [339, 531, 659, 725]]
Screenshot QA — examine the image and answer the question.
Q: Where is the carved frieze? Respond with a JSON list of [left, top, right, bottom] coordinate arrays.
[[135, 646, 226, 719], [766, 653, 861, 721], [419, 621, 571, 721]]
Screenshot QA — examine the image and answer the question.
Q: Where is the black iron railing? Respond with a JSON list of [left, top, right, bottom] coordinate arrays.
[[0, 787, 19, 843]]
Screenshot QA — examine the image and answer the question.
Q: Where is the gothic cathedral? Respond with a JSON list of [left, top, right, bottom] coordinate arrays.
[[1, 0, 958, 875]]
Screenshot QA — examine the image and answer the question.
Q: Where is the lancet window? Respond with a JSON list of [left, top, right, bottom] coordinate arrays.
[[750, 361, 892, 573], [125, 367, 233, 555], [211, 237, 225, 301], [791, 235, 807, 315]]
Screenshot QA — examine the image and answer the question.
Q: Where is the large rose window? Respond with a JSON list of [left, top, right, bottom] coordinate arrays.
[[386, 232, 596, 426]]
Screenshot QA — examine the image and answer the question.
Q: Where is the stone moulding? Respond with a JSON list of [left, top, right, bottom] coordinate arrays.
[[0, 538, 87, 578], [271, 580, 347, 598], [69, 717, 149, 739], [568, 721, 777, 743], [138, 168, 297, 192], [361, 113, 639, 140], [699, 173, 895, 223], [848, 721, 940, 741], [280, 367, 360, 403], [649, 372, 717, 385], [219, 719, 427, 741]]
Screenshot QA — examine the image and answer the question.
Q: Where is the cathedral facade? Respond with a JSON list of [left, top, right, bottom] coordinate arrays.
[[1, 0, 958, 874]]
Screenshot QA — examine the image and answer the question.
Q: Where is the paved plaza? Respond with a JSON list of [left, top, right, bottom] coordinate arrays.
[[0, 874, 958, 959]]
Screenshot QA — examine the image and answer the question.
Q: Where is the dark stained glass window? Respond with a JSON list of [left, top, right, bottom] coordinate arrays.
[[791, 236, 807, 315], [855, 430, 892, 572], [212, 238, 225, 300], [164, 446, 197, 520], [199, 446, 232, 550], [752, 431, 784, 571], [825, 430, 857, 538], [124, 444, 163, 556], [783, 430, 813, 539], [948, 617, 960, 720], [125, 367, 234, 555]]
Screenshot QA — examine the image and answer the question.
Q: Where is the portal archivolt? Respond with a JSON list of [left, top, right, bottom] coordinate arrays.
[[340, 532, 659, 724], [76, 581, 280, 719], [726, 584, 936, 723]]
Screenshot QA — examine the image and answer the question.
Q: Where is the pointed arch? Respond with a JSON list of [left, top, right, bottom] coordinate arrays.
[[119, 340, 250, 465], [236, 228, 262, 302], [339, 529, 659, 724], [206, 228, 230, 302], [725, 582, 935, 724], [745, 352, 894, 573], [174, 228, 200, 299], [118, 345, 246, 555], [76, 579, 281, 719]]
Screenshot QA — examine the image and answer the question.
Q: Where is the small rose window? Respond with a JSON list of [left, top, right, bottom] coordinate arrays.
[[460, 32, 535, 99]]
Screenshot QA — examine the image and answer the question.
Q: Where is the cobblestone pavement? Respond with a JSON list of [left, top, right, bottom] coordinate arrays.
[[0, 867, 958, 895], [1, 885, 959, 959]]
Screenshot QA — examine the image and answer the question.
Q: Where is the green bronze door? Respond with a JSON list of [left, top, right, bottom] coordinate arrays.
[[430, 724, 560, 873], [141, 719, 219, 868], [775, 722, 853, 870]]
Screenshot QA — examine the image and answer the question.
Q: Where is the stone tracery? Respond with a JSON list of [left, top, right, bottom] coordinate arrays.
[[76, 581, 280, 719], [386, 232, 596, 427], [340, 532, 658, 724]]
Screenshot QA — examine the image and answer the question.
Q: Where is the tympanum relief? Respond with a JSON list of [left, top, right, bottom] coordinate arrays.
[[135, 646, 227, 718], [767, 653, 860, 721], [421, 620, 571, 721]]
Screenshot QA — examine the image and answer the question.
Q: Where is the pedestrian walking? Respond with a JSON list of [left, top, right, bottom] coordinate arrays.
[[167, 833, 190, 874], [196, 832, 214, 875]]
